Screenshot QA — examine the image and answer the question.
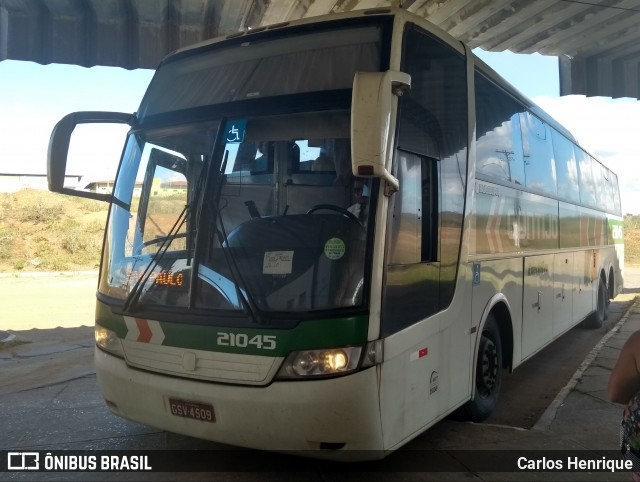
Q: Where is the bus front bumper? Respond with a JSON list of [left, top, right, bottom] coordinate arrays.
[[95, 347, 385, 459]]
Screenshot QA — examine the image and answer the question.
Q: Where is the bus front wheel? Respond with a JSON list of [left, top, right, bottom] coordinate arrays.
[[459, 314, 503, 422]]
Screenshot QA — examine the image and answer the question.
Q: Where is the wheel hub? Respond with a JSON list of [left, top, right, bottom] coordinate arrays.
[[478, 338, 498, 397]]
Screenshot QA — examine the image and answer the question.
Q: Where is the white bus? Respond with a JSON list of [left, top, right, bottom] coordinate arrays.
[[48, 7, 623, 459]]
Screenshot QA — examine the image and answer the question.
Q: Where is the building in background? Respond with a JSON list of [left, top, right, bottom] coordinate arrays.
[[0, 173, 83, 192]]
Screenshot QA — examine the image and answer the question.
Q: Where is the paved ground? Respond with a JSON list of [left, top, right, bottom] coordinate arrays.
[[0, 271, 97, 330]]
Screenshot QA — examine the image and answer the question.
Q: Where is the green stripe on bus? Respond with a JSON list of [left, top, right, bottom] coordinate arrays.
[[95, 301, 368, 357], [162, 316, 368, 356]]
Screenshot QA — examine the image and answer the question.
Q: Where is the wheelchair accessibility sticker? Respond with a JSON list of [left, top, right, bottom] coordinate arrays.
[[225, 120, 246, 143]]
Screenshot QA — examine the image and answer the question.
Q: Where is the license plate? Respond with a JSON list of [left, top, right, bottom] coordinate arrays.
[[169, 398, 216, 423]]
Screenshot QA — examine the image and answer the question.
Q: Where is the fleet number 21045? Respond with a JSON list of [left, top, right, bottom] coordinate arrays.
[[216, 332, 277, 350]]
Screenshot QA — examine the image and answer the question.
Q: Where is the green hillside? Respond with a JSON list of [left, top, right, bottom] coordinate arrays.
[[0, 189, 107, 271]]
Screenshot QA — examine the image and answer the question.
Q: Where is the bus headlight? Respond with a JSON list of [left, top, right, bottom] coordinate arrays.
[[95, 326, 125, 358], [276, 341, 383, 379]]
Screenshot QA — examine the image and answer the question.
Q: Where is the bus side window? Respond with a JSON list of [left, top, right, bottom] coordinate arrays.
[[608, 169, 621, 215], [421, 158, 439, 262], [611, 172, 622, 216], [388, 151, 439, 264], [575, 146, 597, 207], [520, 112, 557, 197], [551, 129, 580, 204], [474, 71, 526, 186], [383, 151, 440, 335]]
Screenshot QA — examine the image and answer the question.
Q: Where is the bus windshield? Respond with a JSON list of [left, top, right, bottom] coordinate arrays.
[[95, 19, 387, 323], [137, 24, 383, 119], [99, 110, 371, 322]]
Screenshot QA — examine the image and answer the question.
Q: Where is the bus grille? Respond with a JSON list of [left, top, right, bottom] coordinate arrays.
[[121, 340, 281, 385]]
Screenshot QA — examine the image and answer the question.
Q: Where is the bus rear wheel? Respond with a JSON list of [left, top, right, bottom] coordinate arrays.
[[582, 276, 608, 329], [458, 314, 502, 422]]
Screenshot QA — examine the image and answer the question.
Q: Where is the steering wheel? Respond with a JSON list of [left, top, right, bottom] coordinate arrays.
[[306, 204, 361, 225]]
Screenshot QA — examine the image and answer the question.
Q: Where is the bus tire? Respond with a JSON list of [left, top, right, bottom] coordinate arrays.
[[458, 314, 502, 422], [582, 276, 608, 329]]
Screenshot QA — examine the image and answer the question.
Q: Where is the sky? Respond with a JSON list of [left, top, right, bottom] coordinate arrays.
[[0, 61, 154, 183], [0, 50, 639, 213]]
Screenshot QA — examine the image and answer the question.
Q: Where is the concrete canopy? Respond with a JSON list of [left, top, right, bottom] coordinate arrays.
[[1, 0, 639, 99]]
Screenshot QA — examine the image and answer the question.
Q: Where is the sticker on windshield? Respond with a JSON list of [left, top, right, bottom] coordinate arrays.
[[225, 120, 246, 143], [324, 238, 345, 260], [263, 251, 293, 275]]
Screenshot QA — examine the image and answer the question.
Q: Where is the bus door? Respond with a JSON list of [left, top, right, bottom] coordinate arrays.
[[376, 23, 469, 448]]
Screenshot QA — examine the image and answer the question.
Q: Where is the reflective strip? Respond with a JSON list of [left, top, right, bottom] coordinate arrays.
[[124, 317, 165, 345]]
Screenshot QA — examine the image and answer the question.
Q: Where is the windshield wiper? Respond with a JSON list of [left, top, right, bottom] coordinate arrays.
[[123, 203, 190, 312], [216, 205, 264, 324], [202, 150, 264, 324]]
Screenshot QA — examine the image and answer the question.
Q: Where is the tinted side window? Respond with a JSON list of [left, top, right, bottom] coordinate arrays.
[[475, 72, 525, 185], [399, 29, 467, 163], [388, 152, 422, 265], [592, 158, 616, 214], [575, 147, 597, 207], [383, 151, 440, 335], [520, 112, 556, 196], [388, 152, 439, 265], [611, 172, 622, 215], [551, 129, 580, 203], [599, 166, 618, 214], [607, 170, 616, 214]]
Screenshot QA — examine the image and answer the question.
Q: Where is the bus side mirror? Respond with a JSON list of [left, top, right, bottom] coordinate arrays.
[[351, 70, 411, 193], [48, 111, 134, 202]]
